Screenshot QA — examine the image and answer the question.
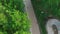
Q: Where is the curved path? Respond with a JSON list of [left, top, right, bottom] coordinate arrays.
[[46, 19, 60, 34]]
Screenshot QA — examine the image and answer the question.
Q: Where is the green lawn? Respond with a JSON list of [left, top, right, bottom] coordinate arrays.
[[31, 0, 60, 34]]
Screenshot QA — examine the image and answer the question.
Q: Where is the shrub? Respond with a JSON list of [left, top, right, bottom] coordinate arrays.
[[0, 0, 30, 34]]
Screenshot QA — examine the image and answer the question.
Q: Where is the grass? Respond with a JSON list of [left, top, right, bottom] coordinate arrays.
[[31, 0, 60, 34]]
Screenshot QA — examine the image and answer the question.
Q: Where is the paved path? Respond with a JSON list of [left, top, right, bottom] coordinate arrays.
[[46, 19, 60, 34], [23, 0, 40, 34]]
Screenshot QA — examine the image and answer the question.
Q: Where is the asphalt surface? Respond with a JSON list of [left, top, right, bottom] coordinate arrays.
[[23, 0, 40, 34]]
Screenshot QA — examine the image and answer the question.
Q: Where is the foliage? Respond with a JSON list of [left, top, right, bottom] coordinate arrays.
[[0, 0, 30, 34]]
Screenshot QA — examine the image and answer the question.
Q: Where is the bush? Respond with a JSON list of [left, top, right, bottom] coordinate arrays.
[[0, 0, 30, 34]]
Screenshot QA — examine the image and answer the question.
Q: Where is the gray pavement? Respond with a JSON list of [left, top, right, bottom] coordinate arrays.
[[23, 0, 40, 34], [46, 19, 60, 34]]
